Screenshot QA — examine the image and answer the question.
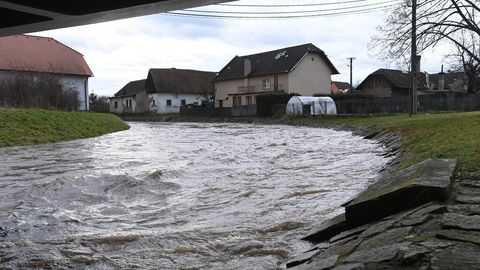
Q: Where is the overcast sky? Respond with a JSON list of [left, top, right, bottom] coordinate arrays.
[[34, 0, 450, 96]]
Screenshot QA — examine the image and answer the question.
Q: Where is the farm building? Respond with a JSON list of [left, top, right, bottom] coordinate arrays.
[[0, 34, 93, 110]]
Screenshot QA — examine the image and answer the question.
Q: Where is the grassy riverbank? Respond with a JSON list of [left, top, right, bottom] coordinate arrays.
[[295, 112, 480, 179], [0, 109, 129, 147]]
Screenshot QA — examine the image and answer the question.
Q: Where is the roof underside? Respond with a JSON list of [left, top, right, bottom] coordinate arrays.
[[215, 43, 339, 82], [0, 0, 229, 36]]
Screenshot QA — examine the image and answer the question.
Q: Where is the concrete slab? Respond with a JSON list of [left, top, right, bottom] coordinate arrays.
[[302, 213, 347, 243], [344, 159, 456, 226]]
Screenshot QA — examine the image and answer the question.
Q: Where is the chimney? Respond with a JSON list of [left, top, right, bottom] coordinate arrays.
[[438, 65, 445, 91], [244, 58, 251, 76]]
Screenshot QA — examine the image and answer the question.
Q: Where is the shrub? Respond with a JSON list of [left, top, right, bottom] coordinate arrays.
[[256, 92, 299, 117], [0, 72, 80, 111], [329, 93, 376, 100]]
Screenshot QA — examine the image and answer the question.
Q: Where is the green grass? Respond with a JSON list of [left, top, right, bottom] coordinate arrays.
[[293, 112, 480, 179], [0, 108, 130, 147]]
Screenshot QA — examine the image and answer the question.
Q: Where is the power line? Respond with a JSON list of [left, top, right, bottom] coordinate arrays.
[[216, 0, 368, 7], [166, 5, 396, 19], [185, 1, 398, 15]]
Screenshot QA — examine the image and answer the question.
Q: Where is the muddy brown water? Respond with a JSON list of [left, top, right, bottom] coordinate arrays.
[[0, 122, 390, 269]]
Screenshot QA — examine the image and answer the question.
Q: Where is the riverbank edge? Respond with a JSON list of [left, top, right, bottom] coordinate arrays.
[[0, 109, 130, 147]]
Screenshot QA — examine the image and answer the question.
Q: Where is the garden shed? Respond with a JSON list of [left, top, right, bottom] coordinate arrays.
[[286, 96, 337, 115]]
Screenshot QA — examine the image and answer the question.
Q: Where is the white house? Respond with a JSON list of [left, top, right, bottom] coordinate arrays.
[[110, 68, 215, 114], [0, 34, 93, 110], [213, 43, 339, 108], [109, 79, 147, 114]]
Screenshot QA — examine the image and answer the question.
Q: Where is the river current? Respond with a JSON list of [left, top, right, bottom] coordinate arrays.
[[0, 122, 389, 269]]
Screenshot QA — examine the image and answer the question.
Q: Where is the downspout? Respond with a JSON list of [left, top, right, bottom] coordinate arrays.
[[85, 78, 89, 111]]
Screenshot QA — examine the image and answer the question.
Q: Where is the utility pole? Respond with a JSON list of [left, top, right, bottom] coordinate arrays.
[[410, 0, 417, 115], [347, 57, 355, 91]]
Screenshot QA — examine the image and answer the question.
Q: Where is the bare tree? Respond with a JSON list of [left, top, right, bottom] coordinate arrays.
[[371, 0, 480, 70], [445, 28, 480, 92], [0, 70, 80, 110]]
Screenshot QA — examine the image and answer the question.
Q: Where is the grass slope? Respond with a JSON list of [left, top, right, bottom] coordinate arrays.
[[305, 112, 480, 179], [0, 109, 130, 147]]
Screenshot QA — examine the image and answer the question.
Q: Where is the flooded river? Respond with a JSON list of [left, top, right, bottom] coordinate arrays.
[[0, 122, 389, 269]]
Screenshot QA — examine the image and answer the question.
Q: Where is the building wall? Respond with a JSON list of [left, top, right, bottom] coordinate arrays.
[[214, 74, 289, 108], [109, 96, 136, 113], [149, 93, 208, 114], [58, 75, 89, 110], [214, 79, 239, 108], [0, 70, 90, 110], [358, 76, 395, 97], [135, 91, 149, 113], [214, 52, 335, 108], [288, 53, 332, 96]]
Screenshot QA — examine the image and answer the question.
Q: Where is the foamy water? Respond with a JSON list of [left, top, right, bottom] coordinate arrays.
[[0, 122, 389, 269]]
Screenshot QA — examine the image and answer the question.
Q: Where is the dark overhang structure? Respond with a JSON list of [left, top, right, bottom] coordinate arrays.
[[0, 0, 228, 36]]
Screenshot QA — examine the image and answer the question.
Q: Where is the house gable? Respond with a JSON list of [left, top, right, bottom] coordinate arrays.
[[214, 43, 339, 82], [357, 68, 428, 97], [288, 52, 333, 96]]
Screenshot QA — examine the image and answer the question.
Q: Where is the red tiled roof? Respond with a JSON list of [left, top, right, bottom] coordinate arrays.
[[0, 34, 93, 77]]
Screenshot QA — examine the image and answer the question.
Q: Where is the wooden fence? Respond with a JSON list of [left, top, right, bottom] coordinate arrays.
[[335, 94, 480, 114], [181, 94, 480, 117], [180, 105, 257, 118]]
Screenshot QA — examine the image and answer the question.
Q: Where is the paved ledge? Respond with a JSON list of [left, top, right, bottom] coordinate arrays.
[[288, 159, 480, 270], [344, 159, 456, 226]]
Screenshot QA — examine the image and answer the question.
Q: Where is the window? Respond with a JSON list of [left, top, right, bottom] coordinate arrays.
[[129, 99, 132, 108], [166, 99, 172, 106], [124, 100, 128, 108], [373, 77, 381, 88], [114, 101, 118, 108], [263, 79, 271, 90], [181, 99, 186, 106], [233, 96, 242, 107], [246, 96, 252, 105], [152, 99, 156, 106]]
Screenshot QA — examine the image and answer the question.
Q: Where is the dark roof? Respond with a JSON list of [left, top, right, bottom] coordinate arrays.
[[214, 43, 339, 82], [0, 34, 93, 77], [428, 72, 464, 89], [332, 81, 352, 90], [357, 68, 428, 90], [146, 68, 215, 95], [114, 79, 146, 97]]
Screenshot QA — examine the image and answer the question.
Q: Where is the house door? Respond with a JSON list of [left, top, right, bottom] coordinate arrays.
[[274, 75, 278, 91], [302, 104, 311, 115]]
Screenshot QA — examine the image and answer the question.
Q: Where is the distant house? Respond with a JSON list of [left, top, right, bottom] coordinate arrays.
[[0, 34, 93, 110], [109, 79, 147, 114], [427, 71, 467, 93], [213, 43, 339, 108], [331, 81, 352, 95], [356, 68, 428, 97], [110, 68, 215, 114]]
